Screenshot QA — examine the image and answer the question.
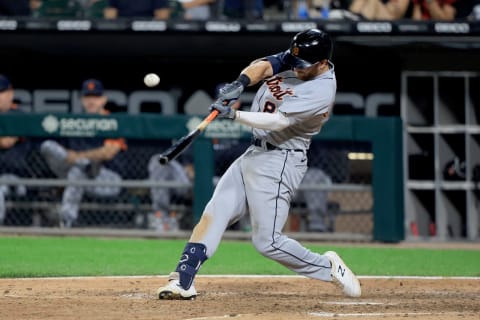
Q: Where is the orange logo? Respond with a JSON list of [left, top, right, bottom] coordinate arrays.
[[292, 47, 299, 56], [87, 81, 95, 90]]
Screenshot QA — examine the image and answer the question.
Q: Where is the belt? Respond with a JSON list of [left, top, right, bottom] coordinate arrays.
[[252, 138, 305, 153]]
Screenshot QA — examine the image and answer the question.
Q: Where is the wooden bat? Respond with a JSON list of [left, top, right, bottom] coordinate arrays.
[[158, 110, 219, 165]]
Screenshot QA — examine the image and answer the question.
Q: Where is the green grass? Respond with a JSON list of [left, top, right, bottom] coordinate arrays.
[[0, 236, 479, 278]]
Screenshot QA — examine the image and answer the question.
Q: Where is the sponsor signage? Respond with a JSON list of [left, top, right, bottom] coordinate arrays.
[[204, 21, 242, 32], [56, 20, 91, 31], [356, 22, 392, 33], [41, 115, 119, 137]]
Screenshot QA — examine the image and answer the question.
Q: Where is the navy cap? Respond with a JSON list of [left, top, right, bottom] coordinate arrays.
[[81, 78, 104, 96], [0, 74, 12, 92]]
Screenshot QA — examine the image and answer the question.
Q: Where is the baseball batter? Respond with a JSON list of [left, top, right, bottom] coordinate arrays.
[[157, 28, 361, 300]]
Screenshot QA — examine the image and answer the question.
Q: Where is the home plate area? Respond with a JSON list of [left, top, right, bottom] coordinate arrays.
[[1, 276, 479, 320]]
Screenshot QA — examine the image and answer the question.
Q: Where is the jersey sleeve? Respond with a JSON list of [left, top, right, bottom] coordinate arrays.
[[264, 51, 294, 75]]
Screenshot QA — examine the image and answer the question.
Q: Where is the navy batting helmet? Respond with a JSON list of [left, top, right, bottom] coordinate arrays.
[[286, 28, 333, 69]]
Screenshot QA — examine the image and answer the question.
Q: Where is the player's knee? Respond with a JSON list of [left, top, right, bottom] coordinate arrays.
[[251, 233, 277, 257], [40, 140, 56, 155]]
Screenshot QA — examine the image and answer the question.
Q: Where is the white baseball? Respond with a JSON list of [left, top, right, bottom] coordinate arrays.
[[144, 73, 160, 87]]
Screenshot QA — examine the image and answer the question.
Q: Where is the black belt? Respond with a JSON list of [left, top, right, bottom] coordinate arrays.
[[252, 138, 305, 153]]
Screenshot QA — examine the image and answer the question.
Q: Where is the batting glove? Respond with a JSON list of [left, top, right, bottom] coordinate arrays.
[[217, 74, 251, 101], [217, 81, 244, 101], [209, 100, 236, 120]]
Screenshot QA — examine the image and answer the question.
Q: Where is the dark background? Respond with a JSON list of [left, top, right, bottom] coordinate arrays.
[[1, 19, 479, 116]]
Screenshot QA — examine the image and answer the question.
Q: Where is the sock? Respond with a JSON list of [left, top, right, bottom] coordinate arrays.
[[175, 242, 208, 290]]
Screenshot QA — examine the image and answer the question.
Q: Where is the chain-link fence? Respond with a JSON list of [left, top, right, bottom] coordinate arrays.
[[1, 134, 372, 236]]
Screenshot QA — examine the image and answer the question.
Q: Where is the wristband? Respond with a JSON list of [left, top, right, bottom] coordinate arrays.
[[236, 74, 251, 88]]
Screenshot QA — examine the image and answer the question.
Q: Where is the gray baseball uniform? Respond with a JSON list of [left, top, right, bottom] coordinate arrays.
[[158, 29, 362, 300], [196, 59, 337, 281]]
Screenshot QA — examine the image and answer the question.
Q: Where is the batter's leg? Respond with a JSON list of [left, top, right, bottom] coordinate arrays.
[[244, 150, 332, 281], [159, 153, 248, 296]]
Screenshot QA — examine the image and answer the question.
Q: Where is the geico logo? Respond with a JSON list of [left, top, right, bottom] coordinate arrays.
[[205, 22, 241, 32], [57, 20, 91, 31], [356, 22, 392, 33], [0, 20, 17, 30], [281, 22, 317, 32], [60, 118, 118, 131], [131, 20, 166, 31], [14, 90, 394, 116], [434, 23, 469, 33], [335, 92, 395, 117], [14, 90, 176, 115]]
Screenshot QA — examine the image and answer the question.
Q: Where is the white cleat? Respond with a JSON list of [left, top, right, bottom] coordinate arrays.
[[157, 272, 197, 300], [324, 251, 362, 298]]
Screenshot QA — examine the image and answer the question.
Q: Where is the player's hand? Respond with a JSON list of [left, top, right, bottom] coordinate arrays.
[[209, 100, 236, 120], [217, 80, 245, 101]]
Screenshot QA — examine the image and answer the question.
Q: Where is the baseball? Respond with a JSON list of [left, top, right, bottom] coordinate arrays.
[[144, 73, 160, 87]]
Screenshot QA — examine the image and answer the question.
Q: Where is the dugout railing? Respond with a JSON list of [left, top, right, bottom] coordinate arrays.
[[0, 113, 402, 242]]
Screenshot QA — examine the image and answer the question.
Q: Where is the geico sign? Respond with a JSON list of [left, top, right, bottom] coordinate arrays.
[[14, 89, 176, 115], [15, 89, 396, 117]]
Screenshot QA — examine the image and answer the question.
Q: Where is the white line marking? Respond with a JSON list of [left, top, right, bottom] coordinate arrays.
[[310, 312, 437, 317], [6, 275, 480, 281], [183, 316, 234, 320], [323, 301, 384, 305]]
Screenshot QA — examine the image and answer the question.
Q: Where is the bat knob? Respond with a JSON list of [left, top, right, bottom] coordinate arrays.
[[159, 156, 169, 165]]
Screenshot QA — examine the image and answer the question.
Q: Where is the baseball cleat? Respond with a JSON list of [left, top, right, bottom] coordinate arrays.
[[324, 251, 361, 298], [157, 272, 197, 300]]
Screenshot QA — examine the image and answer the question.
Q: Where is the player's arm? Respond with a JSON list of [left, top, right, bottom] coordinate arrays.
[[216, 60, 273, 102], [426, 1, 456, 20], [0, 136, 19, 149], [210, 99, 290, 131], [240, 60, 273, 86], [66, 139, 126, 163], [103, 7, 118, 19], [235, 111, 290, 131]]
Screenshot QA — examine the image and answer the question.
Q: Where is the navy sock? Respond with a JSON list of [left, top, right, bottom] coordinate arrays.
[[175, 242, 208, 290]]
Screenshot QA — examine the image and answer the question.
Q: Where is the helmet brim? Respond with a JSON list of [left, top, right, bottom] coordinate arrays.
[[285, 51, 313, 69]]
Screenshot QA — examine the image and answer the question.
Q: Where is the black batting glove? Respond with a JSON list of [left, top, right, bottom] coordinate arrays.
[[209, 100, 236, 120]]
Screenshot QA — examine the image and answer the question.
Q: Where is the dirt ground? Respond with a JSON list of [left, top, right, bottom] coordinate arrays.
[[1, 276, 479, 320]]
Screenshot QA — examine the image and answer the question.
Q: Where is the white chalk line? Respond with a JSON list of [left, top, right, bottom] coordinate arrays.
[[159, 311, 468, 320], [309, 311, 452, 317], [6, 275, 480, 281], [323, 301, 385, 305]]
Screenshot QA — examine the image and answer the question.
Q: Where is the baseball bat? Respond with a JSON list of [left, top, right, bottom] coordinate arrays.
[[158, 110, 219, 165]]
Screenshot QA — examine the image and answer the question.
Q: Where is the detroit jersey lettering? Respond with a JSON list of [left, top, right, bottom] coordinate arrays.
[[252, 67, 336, 151]]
